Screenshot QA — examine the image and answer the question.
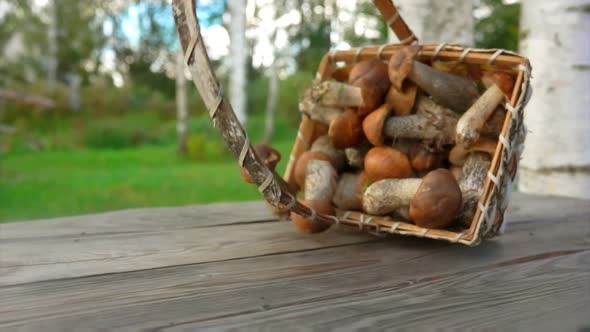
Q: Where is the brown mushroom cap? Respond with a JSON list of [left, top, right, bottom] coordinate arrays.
[[290, 199, 333, 234], [240, 144, 281, 183], [331, 65, 354, 83], [294, 150, 332, 188], [364, 146, 412, 181], [362, 104, 391, 146], [349, 60, 390, 116], [328, 108, 362, 149], [386, 82, 418, 116], [409, 169, 462, 229], [388, 45, 420, 90], [408, 144, 438, 173], [449, 138, 498, 166]]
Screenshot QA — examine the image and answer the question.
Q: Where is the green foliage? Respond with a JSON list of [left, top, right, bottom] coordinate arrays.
[[475, 0, 521, 51], [0, 114, 298, 222], [186, 134, 207, 160]]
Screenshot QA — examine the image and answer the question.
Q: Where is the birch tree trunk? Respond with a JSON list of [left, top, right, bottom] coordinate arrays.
[[227, 0, 248, 126], [262, 59, 279, 144], [518, 0, 590, 199], [176, 51, 188, 155], [388, 0, 474, 46], [47, 0, 58, 90]]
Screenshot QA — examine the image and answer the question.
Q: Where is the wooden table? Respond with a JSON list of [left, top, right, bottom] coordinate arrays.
[[1, 193, 589, 331]]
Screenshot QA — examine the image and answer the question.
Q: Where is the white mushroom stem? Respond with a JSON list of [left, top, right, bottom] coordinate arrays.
[[383, 113, 457, 145], [363, 178, 421, 215], [299, 102, 342, 124], [309, 81, 363, 108], [333, 173, 362, 210], [415, 95, 459, 118], [382, 97, 504, 145], [305, 159, 337, 201], [456, 84, 505, 148], [458, 152, 492, 227], [311, 135, 346, 170], [299, 81, 363, 121]]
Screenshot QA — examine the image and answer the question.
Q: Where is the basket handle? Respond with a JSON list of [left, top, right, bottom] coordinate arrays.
[[171, 0, 417, 223], [374, 0, 418, 45]]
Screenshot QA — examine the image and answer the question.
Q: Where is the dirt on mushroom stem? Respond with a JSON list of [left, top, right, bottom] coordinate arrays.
[[457, 152, 492, 227]]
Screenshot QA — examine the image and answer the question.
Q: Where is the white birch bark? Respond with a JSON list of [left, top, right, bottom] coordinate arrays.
[[518, 0, 590, 199], [227, 0, 248, 126], [47, 0, 58, 90], [262, 59, 279, 144], [388, 0, 474, 47], [176, 51, 188, 155]]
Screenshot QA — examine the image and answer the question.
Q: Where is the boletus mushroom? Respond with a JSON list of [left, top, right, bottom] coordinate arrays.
[[363, 97, 504, 147], [456, 84, 506, 149], [332, 171, 370, 211], [298, 105, 363, 149], [388, 45, 480, 112], [293, 135, 345, 188], [364, 146, 412, 181], [449, 138, 497, 227], [363, 102, 457, 146], [385, 82, 418, 116], [348, 59, 390, 115], [407, 143, 440, 174], [363, 169, 462, 229], [291, 159, 337, 234]]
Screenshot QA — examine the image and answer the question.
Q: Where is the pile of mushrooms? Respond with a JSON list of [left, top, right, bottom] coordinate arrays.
[[246, 45, 515, 234]]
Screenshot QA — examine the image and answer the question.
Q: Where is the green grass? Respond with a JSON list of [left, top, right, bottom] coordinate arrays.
[[0, 114, 298, 223]]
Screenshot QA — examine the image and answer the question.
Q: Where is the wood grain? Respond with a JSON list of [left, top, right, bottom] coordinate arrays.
[[0, 193, 588, 331], [0, 221, 375, 286], [0, 201, 273, 240]]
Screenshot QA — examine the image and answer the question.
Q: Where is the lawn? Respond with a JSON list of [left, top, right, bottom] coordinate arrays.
[[0, 115, 298, 223]]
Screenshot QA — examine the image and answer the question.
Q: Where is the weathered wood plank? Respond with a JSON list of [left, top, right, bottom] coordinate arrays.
[[0, 222, 376, 286], [0, 201, 273, 240], [178, 251, 590, 331], [0, 198, 587, 331]]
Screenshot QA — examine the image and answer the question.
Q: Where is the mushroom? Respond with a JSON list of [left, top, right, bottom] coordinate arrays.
[[331, 65, 354, 83], [345, 140, 372, 169], [240, 144, 281, 184], [327, 108, 363, 149], [482, 71, 515, 99], [449, 138, 497, 227], [291, 159, 337, 234], [385, 82, 418, 116], [300, 81, 364, 110], [363, 103, 457, 146], [407, 143, 440, 174], [364, 146, 412, 181], [363, 169, 462, 229], [293, 135, 345, 188], [432, 61, 482, 81], [332, 171, 370, 211], [388, 45, 480, 112], [299, 106, 362, 149], [456, 84, 506, 149], [348, 59, 391, 115], [363, 97, 504, 147]]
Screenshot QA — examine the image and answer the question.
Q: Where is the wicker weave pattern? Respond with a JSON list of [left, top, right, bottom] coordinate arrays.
[[283, 45, 531, 246]]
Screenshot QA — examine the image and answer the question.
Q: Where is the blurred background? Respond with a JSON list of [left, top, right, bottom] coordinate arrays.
[[1, 0, 588, 222]]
